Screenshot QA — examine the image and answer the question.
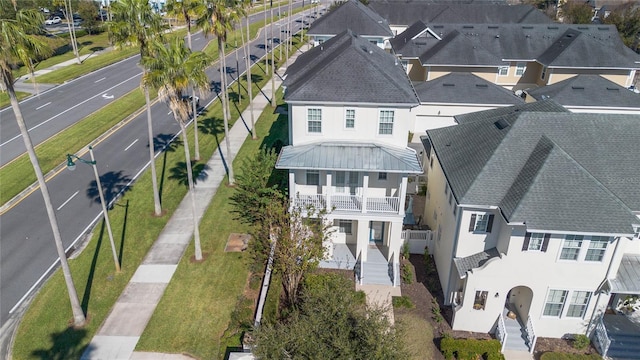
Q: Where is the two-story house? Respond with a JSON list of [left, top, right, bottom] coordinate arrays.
[[421, 100, 640, 357], [275, 29, 422, 286], [306, 0, 393, 49], [391, 22, 640, 91]]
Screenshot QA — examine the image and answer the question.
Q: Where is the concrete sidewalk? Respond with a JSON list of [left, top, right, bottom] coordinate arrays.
[[80, 46, 308, 360]]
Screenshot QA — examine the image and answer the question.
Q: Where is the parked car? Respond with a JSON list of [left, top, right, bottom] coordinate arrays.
[[45, 16, 61, 25]]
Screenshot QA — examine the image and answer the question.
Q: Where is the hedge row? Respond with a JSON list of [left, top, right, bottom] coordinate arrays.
[[441, 338, 505, 360]]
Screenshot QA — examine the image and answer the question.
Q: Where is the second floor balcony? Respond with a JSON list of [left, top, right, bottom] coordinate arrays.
[[295, 193, 401, 214]]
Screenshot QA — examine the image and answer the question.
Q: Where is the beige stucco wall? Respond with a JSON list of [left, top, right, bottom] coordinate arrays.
[[547, 68, 634, 87]]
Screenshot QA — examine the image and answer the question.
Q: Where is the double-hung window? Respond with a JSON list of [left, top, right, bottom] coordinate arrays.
[[345, 109, 355, 129], [528, 233, 545, 251], [567, 291, 591, 318], [307, 108, 322, 133], [338, 220, 352, 235], [306, 170, 320, 186], [469, 213, 494, 233], [560, 235, 583, 260], [498, 66, 509, 76], [378, 172, 387, 181], [543, 289, 568, 317], [378, 110, 394, 135], [515, 63, 526, 76], [585, 236, 609, 262]]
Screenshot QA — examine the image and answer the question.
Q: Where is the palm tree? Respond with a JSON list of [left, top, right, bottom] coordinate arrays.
[[1, 8, 86, 327], [109, 0, 164, 216], [142, 38, 211, 261], [242, 0, 257, 140], [165, 0, 204, 160], [197, 0, 242, 185]]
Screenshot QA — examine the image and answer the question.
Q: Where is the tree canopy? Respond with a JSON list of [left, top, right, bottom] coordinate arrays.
[[561, 0, 594, 24], [601, 3, 640, 51]]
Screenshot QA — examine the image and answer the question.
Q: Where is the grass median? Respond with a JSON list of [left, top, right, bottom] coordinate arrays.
[[11, 37, 297, 359]]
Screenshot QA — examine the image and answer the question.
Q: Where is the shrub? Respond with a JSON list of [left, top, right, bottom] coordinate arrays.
[[401, 241, 410, 260], [540, 353, 601, 360], [440, 338, 505, 360], [572, 334, 590, 350], [431, 299, 444, 323], [401, 263, 413, 284], [392, 296, 414, 309]]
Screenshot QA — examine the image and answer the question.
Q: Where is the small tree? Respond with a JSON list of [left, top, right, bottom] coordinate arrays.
[[77, 0, 100, 34], [267, 200, 330, 306], [252, 273, 409, 359], [601, 3, 640, 51], [560, 0, 594, 24]]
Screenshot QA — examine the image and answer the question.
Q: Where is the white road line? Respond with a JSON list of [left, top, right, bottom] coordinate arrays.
[[0, 73, 142, 148], [124, 138, 139, 151], [57, 190, 79, 211], [35, 102, 51, 110], [94, 77, 106, 83], [193, 37, 201, 41]]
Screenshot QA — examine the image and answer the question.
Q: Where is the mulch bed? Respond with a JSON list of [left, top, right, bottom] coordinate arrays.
[[398, 254, 599, 359]]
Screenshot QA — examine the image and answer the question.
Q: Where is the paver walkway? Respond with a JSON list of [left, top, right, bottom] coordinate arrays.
[[80, 46, 308, 360]]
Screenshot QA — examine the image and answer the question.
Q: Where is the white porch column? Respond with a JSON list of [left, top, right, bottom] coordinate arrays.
[[325, 171, 332, 212], [389, 219, 403, 265], [356, 219, 369, 262], [398, 175, 408, 215], [361, 172, 369, 214], [289, 171, 296, 203]]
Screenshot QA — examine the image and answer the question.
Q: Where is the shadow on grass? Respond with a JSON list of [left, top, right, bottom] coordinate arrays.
[[89, 46, 105, 52], [86, 170, 133, 207], [118, 200, 130, 265], [81, 220, 105, 313], [153, 133, 181, 204], [169, 161, 210, 187], [31, 327, 88, 360], [199, 116, 231, 175], [80, 41, 93, 46]]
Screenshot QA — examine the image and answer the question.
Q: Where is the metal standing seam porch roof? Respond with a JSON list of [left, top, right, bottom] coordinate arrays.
[[275, 142, 423, 174], [609, 254, 640, 294]]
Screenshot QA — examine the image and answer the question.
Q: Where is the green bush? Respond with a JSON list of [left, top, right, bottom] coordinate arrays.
[[440, 338, 505, 360], [392, 296, 414, 309], [401, 241, 410, 260], [401, 263, 413, 284], [573, 334, 591, 350], [540, 353, 601, 360]]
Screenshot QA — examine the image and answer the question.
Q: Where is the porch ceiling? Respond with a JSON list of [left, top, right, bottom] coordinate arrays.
[[275, 142, 423, 174], [610, 254, 640, 294]]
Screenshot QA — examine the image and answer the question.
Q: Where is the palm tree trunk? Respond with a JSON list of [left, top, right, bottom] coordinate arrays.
[[187, 23, 200, 161], [245, 15, 256, 140], [144, 84, 162, 216], [63, 0, 81, 64], [219, 39, 235, 185], [264, 0, 269, 74], [179, 122, 202, 261], [4, 72, 85, 327]]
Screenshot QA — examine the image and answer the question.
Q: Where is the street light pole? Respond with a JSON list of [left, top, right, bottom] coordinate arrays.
[[67, 146, 121, 273], [235, 40, 241, 103]]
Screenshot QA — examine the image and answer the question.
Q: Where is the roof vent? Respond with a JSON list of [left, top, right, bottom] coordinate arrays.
[[548, 26, 558, 30], [571, 86, 584, 90], [578, 26, 588, 30], [598, 27, 609, 31], [494, 119, 510, 130], [475, 84, 488, 88], [433, 25, 443, 29], [526, 34, 531, 38], [443, 83, 455, 87], [522, 26, 533, 29], [606, 87, 619, 91], [488, 26, 499, 29], [566, 33, 574, 38], [463, 25, 474, 29], [320, 46, 323, 50], [495, 34, 500, 38]]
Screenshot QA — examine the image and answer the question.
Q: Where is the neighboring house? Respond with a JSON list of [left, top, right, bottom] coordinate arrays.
[[421, 100, 640, 356], [391, 22, 640, 90], [525, 74, 640, 114], [276, 30, 422, 286], [412, 72, 524, 134], [306, 0, 393, 48], [368, 0, 553, 35]]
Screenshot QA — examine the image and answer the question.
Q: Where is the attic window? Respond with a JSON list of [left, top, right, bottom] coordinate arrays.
[[571, 86, 585, 90], [443, 83, 455, 87], [475, 84, 488, 88], [494, 119, 510, 130]]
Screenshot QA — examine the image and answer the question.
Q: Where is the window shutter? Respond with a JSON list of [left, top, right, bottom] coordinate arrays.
[[486, 215, 494, 233], [542, 234, 551, 252], [522, 232, 531, 251], [469, 214, 476, 232]]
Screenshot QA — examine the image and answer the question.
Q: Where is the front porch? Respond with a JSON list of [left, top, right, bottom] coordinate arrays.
[[320, 243, 400, 287]]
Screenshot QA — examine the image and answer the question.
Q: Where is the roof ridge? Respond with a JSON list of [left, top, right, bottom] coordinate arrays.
[[352, 0, 392, 34]]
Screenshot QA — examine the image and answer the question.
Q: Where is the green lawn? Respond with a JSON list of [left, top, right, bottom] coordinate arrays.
[[0, 91, 30, 109], [11, 37, 296, 359]]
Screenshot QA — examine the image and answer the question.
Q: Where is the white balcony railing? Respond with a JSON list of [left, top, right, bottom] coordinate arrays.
[[295, 194, 325, 209], [293, 194, 401, 214], [331, 194, 362, 211], [367, 196, 400, 213]]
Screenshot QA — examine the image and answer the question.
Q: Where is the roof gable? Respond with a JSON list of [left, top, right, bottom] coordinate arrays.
[[308, 0, 393, 37]]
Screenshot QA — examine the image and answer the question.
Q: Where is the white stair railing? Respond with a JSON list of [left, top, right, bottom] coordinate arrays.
[[594, 314, 611, 357], [388, 252, 397, 287], [354, 252, 363, 285], [496, 315, 508, 353], [526, 316, 537, 354]]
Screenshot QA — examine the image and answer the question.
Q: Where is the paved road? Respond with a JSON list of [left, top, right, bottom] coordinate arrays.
[[0, 5, 321, 328], [0, 3, 307, 167]]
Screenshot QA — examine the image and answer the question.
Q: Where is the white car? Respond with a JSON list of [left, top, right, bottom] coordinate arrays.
[[45, 16, 61, 25]]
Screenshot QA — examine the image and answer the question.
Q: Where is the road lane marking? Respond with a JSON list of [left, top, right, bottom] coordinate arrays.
[[124, 138, 139, 151], [35, 102, 51, 110], [57, 190, 79, 210], [0, 73, 142, 148], [102, 93, 115, 99], [95, 77, 106, 83], [194, 37, 201, 41]]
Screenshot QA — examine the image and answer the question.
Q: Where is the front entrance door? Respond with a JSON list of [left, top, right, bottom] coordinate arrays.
[[336, 171, 359, 195], [369, 221, 384, 244]]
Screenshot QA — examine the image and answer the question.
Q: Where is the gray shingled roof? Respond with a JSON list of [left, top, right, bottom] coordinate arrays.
[[307, 0, 393, 37], [392, 23, 640, 69], [454, 99, 569, 124], [275, 142, 423, 173], [609, 254, 640, 294], [284, 30, 418, 105], [427, 103, 640, 234], [454, 248, 501, 277], [527, 75, 640, 109], [413, 73, 524, 105], [368, 1, 553, 26]]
